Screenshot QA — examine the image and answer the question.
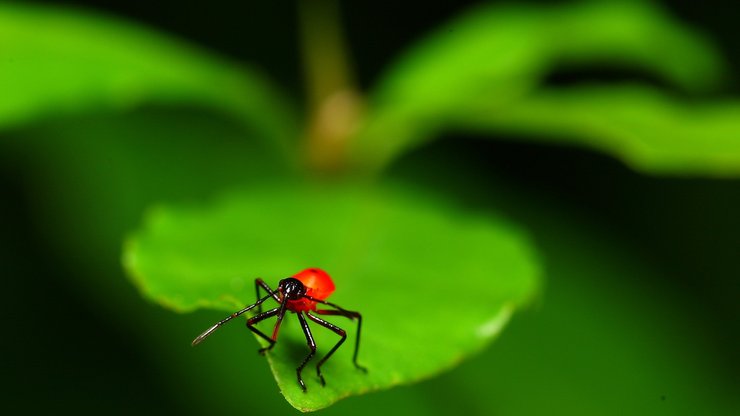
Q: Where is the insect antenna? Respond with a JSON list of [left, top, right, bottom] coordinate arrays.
[[192, 293, 274, 346]]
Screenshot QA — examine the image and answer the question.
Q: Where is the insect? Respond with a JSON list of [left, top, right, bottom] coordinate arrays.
[[192, 268, 366, 392]]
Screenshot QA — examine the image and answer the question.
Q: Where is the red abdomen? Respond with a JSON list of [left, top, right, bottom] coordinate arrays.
[[288, 268, 335, 312]]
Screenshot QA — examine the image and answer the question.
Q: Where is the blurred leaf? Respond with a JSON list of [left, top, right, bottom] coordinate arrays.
[[123, 182, 541, 411], [352, 1, 725, 171], [457, 84, 740, 176], [0, 3, 298, 152]]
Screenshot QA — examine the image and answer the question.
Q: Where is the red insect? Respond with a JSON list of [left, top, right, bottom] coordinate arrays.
[[192, 268, 366, 391]]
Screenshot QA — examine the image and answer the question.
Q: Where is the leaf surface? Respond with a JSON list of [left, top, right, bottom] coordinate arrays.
[[124, 183, 540, 411]]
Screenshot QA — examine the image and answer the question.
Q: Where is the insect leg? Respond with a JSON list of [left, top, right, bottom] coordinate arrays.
[[246, 307, 280, 354], [306, 311, 349, 386], [311, 300, 367, 372], [255, 278, 280, 314], [296, 312, 317, 392]]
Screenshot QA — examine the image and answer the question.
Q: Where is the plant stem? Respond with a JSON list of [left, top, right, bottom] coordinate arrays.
[[298, 0, 363, 174]]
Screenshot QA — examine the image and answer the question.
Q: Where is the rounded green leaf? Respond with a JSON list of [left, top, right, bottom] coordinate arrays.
[[123, 183, 540, 411], [0, 3, 297, 152]]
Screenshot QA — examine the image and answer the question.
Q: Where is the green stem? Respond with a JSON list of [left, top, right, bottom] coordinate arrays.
[[298, 0, 363, 174]]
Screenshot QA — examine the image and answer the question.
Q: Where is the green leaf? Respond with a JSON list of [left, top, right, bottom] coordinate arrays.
[[352, 1, 725, 171], [123, 182, 541, 411], [457, 84, 740, 176], [0, 3, 297, 151]]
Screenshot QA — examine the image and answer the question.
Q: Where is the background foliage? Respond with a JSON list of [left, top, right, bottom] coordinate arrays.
[[1, 0, 738, 414]]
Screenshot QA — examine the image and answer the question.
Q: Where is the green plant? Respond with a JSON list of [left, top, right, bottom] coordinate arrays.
[[2, 0, 738, 414]]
